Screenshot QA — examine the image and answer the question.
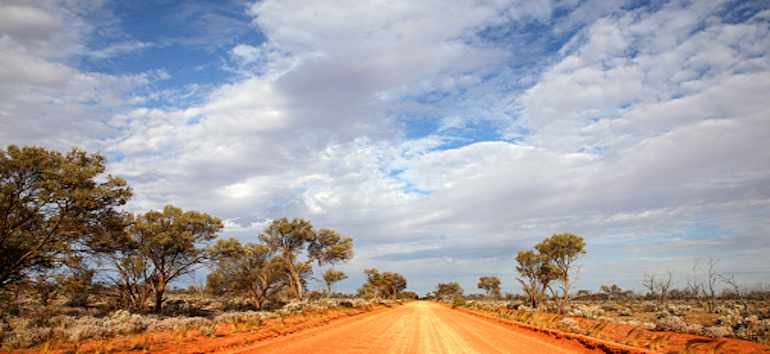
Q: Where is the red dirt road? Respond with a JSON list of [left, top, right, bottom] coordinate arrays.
[[229, 301, 636, 353]]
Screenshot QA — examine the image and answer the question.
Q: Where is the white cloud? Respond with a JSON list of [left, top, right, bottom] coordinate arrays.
[[111, 0, 770, 294], [0, 43, 74, 87], [0, 1, 162, 149], [2, 0, 769, 295], [0, 4, 63, 44]]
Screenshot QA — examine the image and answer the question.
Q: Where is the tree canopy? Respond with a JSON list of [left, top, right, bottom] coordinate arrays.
[[477, 276, 502, 299], [515, 249, 554, 307], [358, 268, 407, 300], [207, 238, 287, 309], [321, 268, 348, 298], [536, 233, 585, 303], [0, 145, 132, 288], [515, 232, 585, 306], [434, 281, 464, 300], [127, 205, 223, 312], [260, 218, 353, 300]]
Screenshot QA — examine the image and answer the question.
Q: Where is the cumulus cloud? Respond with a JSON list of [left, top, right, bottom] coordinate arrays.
[[2, 0, 768, 294], [0, 1, 159, 150]]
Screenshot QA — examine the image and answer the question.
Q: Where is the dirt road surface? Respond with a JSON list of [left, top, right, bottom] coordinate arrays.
[[230, 301, 630, 353]]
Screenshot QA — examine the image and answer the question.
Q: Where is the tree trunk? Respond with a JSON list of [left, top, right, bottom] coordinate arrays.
[[154, 287, 164, 313], [563, 284, 570, 304], [287, 267, 303, 300], [250, 296, 261, 310], [294, 275, 303, 299]]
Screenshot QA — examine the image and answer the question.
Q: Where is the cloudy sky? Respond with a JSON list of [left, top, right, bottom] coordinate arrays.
[[2, 0, 769, 296]]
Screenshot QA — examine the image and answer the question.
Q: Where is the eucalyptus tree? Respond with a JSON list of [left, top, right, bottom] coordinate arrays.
[[434, 282, 464, 300], [322, 268, 348, 298], [477, 276, 502, 299], [0, 145, 132, 288], [260, 218, 353, 300], [207, 238, 287, 309], [515, 249, 555, 307], [534, 233, 586, 304], [128, 205, 222, 312], [359, 268, 407, 300]]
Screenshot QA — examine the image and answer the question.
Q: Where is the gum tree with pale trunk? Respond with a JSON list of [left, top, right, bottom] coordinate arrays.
[[535, 233, 585, 305], [260, 218, 353, 300]]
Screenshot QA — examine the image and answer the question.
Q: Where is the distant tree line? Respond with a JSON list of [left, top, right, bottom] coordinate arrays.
[[433, 232, 763, 313]]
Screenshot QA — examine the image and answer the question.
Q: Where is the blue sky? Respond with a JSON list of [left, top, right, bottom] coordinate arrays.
[[1, 0, 769, 296]]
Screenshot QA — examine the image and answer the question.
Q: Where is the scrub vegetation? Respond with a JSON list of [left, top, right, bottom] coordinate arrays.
[[438, 234, 770, 347], [2, 145, 767, 352], [0, 145, 368, 351]]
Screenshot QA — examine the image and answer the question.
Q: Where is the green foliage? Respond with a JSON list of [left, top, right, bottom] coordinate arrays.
[[477, 276, 502, 299], [260, 218, 353, 300], [601, 284, 623, 301], [434, 282, 464, 300], [207, 238, 287, 309], [102, 205, 223, 313], [515, 249, 556, 307], [307, 290, 324, 301], [136, 205, 222, 312], [358, 268, 407, 300], [535, 233, 585, 303], [106, 250, 153, 312], [451, 297, 467, 308], [398, 291, 419, 300], [516, 233, 585, 306], [0, 145, 132, 288], [322, 269, 348, 298]]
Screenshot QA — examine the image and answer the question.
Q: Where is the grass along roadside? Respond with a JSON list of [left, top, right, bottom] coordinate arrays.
[[454, 302, 770, 354], [1, 300, 399, 353]]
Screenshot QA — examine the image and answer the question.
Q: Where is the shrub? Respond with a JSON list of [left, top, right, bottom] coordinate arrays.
[[48, 315, 77, 329], [618, 320, 655, 330], [703, 325, 733, 338], [74, 316, 101, 327], [567, 304, 605, 319], [146, 319, 176, 333], [639, 301, 657, 312], [68, 324, 112, 342], [558, 317, 582, 332], [163, 317, 212, 332], [2, 327, 66, 349], [620, 307, 633, 316], [451, 298, 467, 308], [282, 301, 308, 314], [214, 311, 275, 324], [101, 309, 132, 327], [112, 321, 147, 336], [656, 316, 688, 332], [655, 316, 703, 335], [685, 322, 704, 335]]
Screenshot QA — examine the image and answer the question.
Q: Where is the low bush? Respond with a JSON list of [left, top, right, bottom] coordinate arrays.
[[558, 317, 582, 332], [0, 297, 378, 350], [702, 325, 733, 338], [451, 297, 467, 308]]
